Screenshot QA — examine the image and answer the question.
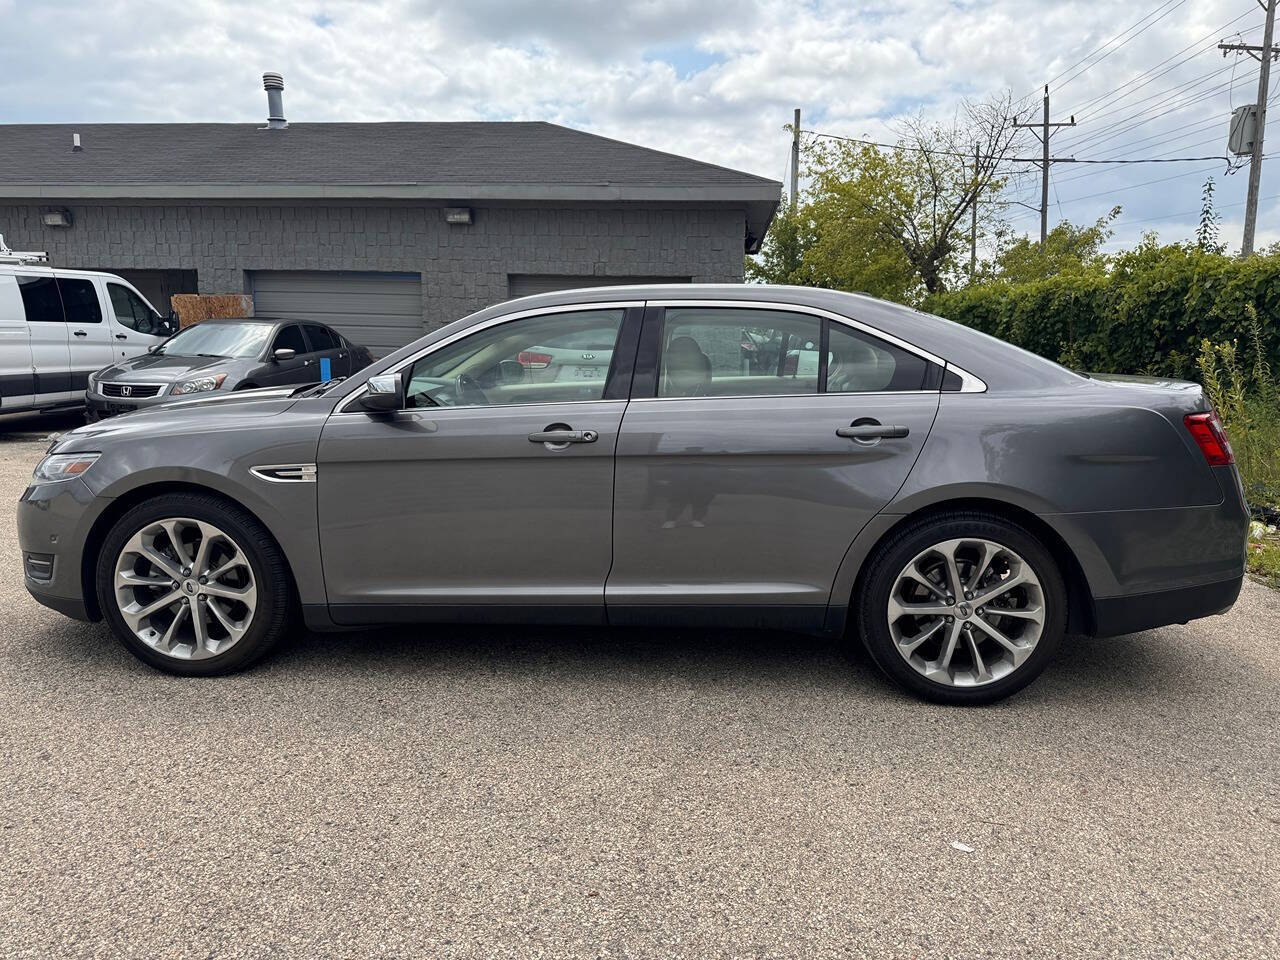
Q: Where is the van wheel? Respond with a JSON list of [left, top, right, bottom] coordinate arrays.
[[855, 511, 1066, 705], [95, 493, 295, 676]]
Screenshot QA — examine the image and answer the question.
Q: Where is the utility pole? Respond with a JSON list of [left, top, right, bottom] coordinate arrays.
[[1220, 0, 1278, 257], [1013, 85, 1076, 246], [791, 108, 801, 207], [970, 144, 980, 278]]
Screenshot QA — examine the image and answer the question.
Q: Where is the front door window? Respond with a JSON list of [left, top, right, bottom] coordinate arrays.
[[405, 309, 625, 408]]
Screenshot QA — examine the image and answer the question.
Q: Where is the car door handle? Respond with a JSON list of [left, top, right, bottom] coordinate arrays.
[[836, 424, 910, 440], [115, 333, 128, 340], [72, 330, 87, 337], [528, 429, 599, 444]]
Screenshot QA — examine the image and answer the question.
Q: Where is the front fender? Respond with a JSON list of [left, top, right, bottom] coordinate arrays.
[[82, 414, 328, 606]]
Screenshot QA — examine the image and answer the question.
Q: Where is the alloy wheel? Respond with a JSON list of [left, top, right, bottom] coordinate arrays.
[[112, 517, 257, 660], [886, 537, 1046, 688]]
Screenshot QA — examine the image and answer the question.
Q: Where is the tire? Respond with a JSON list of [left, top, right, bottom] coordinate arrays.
[[855, 510, 1067, 705], [95, 492, 295, 676]]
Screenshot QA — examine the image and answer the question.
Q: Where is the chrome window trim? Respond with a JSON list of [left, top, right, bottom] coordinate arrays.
[[627, 390, 940, 403], [336, 297, 987, 413], [649, 299, 988, 394], [336, 301, 644, 414], [947, 365, 988, 394]]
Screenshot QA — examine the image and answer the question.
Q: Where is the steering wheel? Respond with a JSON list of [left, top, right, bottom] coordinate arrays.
[[454, 373, 489, 406]]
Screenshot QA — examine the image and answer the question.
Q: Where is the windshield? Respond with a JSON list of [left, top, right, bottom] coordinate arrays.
[[160, 322, 272, 358]]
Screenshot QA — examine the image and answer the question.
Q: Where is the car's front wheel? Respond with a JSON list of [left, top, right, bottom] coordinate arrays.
[[95, 493, 294, 675], [856, 511, 1067, 705]]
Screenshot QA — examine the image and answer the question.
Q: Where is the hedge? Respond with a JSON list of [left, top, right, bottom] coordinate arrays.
[[921, 246, 1280, 380]]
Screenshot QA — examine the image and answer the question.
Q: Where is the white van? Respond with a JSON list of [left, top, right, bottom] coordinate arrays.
[[0, 239, 176, 416]]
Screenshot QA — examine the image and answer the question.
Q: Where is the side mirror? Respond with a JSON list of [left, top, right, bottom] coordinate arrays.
[[273, 348, 296, 362], [358, 373, 405, 413]]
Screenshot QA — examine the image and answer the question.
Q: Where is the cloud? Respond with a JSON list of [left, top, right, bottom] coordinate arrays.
[[0, 0, 1266, 249]]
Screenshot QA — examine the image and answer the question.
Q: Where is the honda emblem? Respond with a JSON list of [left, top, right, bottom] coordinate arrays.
[[119, 385, 132, 397]]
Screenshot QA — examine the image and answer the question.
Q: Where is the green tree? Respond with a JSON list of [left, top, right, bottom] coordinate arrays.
[[983, 207, 1120, 284], [747, 93, 1023, 301]]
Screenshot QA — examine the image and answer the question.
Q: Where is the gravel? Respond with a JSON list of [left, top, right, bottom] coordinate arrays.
[[2, 410, 1277, 959]]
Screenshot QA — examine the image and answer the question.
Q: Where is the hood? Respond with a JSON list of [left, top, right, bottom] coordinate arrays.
[[96, 353, 252, 383], [52, 387, 301, 451]]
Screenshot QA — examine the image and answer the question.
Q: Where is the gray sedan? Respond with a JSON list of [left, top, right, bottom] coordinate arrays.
[[85, 316, 373, 420], [19, 285, 1249, 704]]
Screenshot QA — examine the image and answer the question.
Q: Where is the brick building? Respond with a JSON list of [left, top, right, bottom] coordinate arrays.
[[0, 78, 779, 355]]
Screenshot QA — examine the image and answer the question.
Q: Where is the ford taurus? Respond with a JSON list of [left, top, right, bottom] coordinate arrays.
[[18, 285, 1249, 703]]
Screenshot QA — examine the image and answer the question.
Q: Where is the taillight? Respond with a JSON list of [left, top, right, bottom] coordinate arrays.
[[1184, 411, 1235, 466], [517, 351, 553, 369]]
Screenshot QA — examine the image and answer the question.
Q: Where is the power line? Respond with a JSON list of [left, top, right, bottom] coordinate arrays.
[[1061, 6, 1260, 116], [1071, 58, 1239, 130], [1054, 0, 1191, 93], [801, 129, 1226, 164], [1120, 190, 1280, 225], [1034, 0, 1185, 96], [1061, 73, 1254, 153], [1049, 162, 1227, 204]]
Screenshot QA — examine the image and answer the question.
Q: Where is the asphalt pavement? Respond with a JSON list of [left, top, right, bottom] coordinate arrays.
[[0, 409, 1277, 959]]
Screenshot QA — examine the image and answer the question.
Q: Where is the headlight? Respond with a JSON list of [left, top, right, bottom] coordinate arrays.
[[32, 452, 100, 484], [172, 373, 227, 395]]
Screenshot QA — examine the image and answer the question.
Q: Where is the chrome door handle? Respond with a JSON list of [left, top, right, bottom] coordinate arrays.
[[837, 424, 909, 440], [72, 330, 87, 337], [528, 429, 599, 444]]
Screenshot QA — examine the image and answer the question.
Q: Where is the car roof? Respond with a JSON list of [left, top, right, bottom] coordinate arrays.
[[185, 316, 335, 327]]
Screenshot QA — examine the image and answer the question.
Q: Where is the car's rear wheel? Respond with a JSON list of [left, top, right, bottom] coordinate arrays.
[[856, 511, 1066, 705], [95, 493, 294, 675]]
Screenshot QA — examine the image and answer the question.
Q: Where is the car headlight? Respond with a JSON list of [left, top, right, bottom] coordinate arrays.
[[32, 452, 100, 484], [172, 373, 227, 395]]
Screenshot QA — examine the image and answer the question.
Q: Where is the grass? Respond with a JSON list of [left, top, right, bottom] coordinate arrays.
[[1198, 306, 1280, 588], [1249, 532, 1280, 588]]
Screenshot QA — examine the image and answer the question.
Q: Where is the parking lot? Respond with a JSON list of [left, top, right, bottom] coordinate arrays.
[[0, 410, 1277, 960]]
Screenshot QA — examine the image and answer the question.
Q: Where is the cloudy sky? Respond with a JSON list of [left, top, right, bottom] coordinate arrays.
[[1, 0, 1274, 251]]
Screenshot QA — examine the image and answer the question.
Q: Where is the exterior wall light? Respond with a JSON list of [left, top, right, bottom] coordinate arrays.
[[41, 209, 73, 228], [444, 207, 473, 225]]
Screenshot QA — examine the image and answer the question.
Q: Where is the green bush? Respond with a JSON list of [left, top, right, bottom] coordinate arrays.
[[1198, 306, 1280, 508], [923, 243, 1280, 381]]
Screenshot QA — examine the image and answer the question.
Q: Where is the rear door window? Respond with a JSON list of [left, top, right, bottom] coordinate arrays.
[[826, 323, 932, 392], [56, 278, 103, 324], [657, 308, 821, 398], [17, 275, 64, 323]]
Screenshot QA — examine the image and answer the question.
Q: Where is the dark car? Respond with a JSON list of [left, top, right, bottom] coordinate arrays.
[[85, 317, 373, 420], [20, 285, 1248, 704]]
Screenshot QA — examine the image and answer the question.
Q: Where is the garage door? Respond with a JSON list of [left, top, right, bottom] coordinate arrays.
[[250, 271, 423, 358], [507, 274, 691, 298]]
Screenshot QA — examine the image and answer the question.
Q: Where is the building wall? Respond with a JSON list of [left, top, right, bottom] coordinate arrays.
[[0, 202, 746, 330]]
